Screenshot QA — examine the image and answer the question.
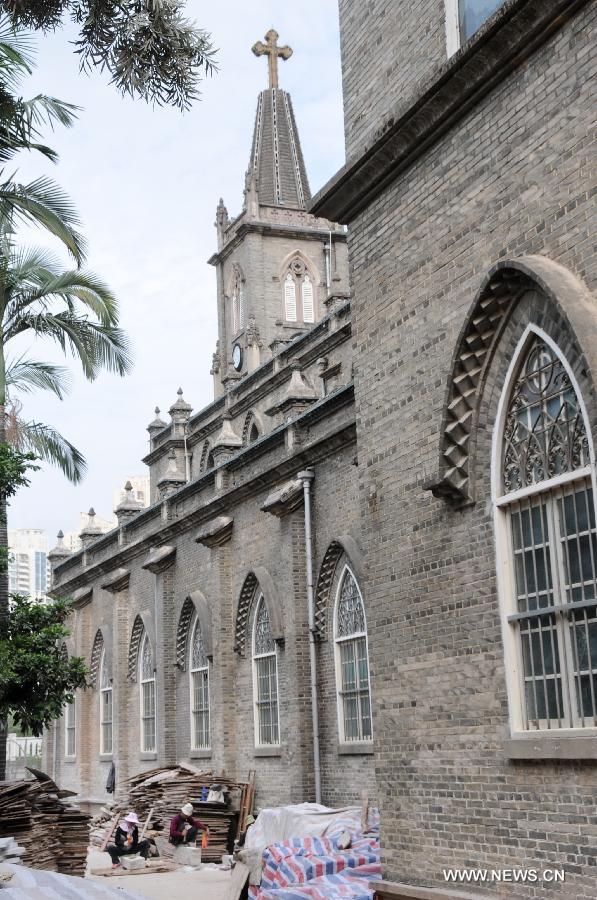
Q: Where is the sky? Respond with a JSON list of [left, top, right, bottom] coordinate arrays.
[[9, 1, 346, 542]]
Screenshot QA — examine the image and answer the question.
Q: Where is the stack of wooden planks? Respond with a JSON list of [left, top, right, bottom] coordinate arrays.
[[91, 764, 252, 864], [0, 769, 89, 876]]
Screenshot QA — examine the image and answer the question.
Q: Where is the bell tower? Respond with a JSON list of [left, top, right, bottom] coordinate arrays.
[[208, 28, 349, 398]]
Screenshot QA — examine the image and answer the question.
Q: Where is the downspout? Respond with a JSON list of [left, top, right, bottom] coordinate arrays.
[[298, 469, 321, 804]]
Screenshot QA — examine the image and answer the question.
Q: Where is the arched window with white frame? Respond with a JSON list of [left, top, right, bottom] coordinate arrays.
[[64, 697, 76, 758], [282, 257, 317, 324], [139, 633, 156, 752], [190, 616, 210, 750], [334, 566, 372, 743], [99, 648, 113, 755], [493, 328, 596, 734], [252, 594, 280, 747]]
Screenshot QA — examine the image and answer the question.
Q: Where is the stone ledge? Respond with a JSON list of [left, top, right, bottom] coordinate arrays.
[[189, 749, 213, 760], [311, 0, 590, 223], [254, 745, 284, 758], [337, 742, 374, 756], [503, 734, 597, 760], [373, 882, 483, 900], [139, 752, 158, 762]]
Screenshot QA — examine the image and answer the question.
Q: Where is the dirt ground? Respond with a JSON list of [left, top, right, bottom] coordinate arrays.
[[86, 849, 232, 899]]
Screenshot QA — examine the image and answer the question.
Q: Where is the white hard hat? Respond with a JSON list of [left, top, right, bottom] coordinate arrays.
[[181, 803, 193, 816]]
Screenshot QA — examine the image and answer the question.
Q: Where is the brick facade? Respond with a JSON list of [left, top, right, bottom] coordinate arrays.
[[313, 0, 596, 896]]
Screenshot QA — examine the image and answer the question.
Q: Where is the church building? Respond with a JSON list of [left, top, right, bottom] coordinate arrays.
[[46, 1, 596, 896], [46, 27, 374, 817]]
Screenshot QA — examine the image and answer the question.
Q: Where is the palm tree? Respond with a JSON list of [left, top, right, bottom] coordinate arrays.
[[0, 16, 85, 260]]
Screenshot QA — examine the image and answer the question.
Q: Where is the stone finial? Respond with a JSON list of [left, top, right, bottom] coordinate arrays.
[[79, 508, 104, 548], [148, 406, 167, 439], [210, 413, 243, 465], [157, 448, 186, 499], [115, 480, 144, 526], [266, 357, 318, 420], [169, 388, 193, 437], [48, 529, 72, 568], [216, 198, 229, 249]]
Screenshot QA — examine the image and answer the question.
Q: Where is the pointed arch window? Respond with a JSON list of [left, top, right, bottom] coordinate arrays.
[[495, 331, 597, 733], [64, 697, 76, 758], [190, 617, 210, 750], [283, 258, 317, 324], [334, 567, 372, 742], [140, 633, 156, 752], [100, 649, 113, 755], [252, 595, 280, 746], [231, 268, 245, 334]]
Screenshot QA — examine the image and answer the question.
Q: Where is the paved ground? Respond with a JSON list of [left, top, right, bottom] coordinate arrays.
[[86, 850, 232, 899]]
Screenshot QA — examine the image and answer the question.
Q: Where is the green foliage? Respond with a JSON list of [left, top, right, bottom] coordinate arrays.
[[0, 593, 87, 735], [0, 0, 217, 110], [0, 440, 37, 499]]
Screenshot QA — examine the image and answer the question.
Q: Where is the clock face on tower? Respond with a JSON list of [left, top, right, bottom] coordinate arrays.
[[232, 343, 243, 372]]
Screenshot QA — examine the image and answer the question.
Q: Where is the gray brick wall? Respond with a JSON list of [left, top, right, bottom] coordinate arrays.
[[343, 4, 597, 896]]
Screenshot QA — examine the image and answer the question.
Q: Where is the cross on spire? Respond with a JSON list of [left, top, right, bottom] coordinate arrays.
[[251, 28, 293, 89]]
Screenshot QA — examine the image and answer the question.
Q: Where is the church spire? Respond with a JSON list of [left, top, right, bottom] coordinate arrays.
[[247, 28, 311, 210]]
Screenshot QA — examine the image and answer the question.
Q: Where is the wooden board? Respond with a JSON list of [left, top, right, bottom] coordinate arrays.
[[226, 861, 250, 900]]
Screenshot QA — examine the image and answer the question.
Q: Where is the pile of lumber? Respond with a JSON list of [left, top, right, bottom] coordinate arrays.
[[91, 764, 252, 863], [0, 768, 89, 877]]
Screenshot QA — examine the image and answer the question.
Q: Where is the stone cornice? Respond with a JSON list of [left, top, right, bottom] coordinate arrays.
[[261, 480, 304, 517], [100, 568, 130, 593], [311, 0, 589, 223], [142, 545, 177, 573], [195, 516, 234, 547], [208, 219, 347, 266]]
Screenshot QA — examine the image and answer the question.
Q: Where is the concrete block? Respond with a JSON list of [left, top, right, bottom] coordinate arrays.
[[121, 855, 146, 871], [173, 845, 202, 867]]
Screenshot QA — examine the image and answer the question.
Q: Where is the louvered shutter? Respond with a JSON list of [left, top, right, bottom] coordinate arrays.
[[284, 273, 297, 321], [302, 275, 314, 323]]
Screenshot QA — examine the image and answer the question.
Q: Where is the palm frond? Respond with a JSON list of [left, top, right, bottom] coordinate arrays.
[[6, 311, 133, 379], [12, 419, 87, 484], [0, 176, 86, 263], [5, 355, 71, 398]]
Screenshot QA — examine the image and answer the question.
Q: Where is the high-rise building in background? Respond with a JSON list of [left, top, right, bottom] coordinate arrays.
[[8, 529, 51, 601]]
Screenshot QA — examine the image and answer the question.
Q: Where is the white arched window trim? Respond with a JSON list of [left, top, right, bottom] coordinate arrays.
[[189, 615, 211, 751], [99, 648, 113, 755], [492, 324, 597, 737], [139, 632, 157, 753], [333, 565, 373, 744], [252, 594, 280, 747]]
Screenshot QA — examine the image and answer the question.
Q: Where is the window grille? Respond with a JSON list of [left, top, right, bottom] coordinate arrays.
[[190, 618, 210, 750], [100, 649, 113, 754], [252, 595, 280, 746], [498, 334, 597, 731], [334, 568, 372, 742], [65, 699, 76, 757], [140, 634, 156, 752]]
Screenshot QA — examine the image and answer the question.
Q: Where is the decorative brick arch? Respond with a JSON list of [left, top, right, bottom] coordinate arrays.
[[234, 567, 284, 656], [89, 629, 105, 688], [177, 591, 213, 669], [200, 440, 214, 473], [315, 535, 366, 640], [427, 256, 597, 507], [176, 597, 195, 670], [242, 410, 264, 446], [128, 614, 145, 683]]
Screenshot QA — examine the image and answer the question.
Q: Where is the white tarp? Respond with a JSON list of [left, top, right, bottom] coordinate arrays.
[[245, 803, 364, 851], [0, 864, 145, 900]]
